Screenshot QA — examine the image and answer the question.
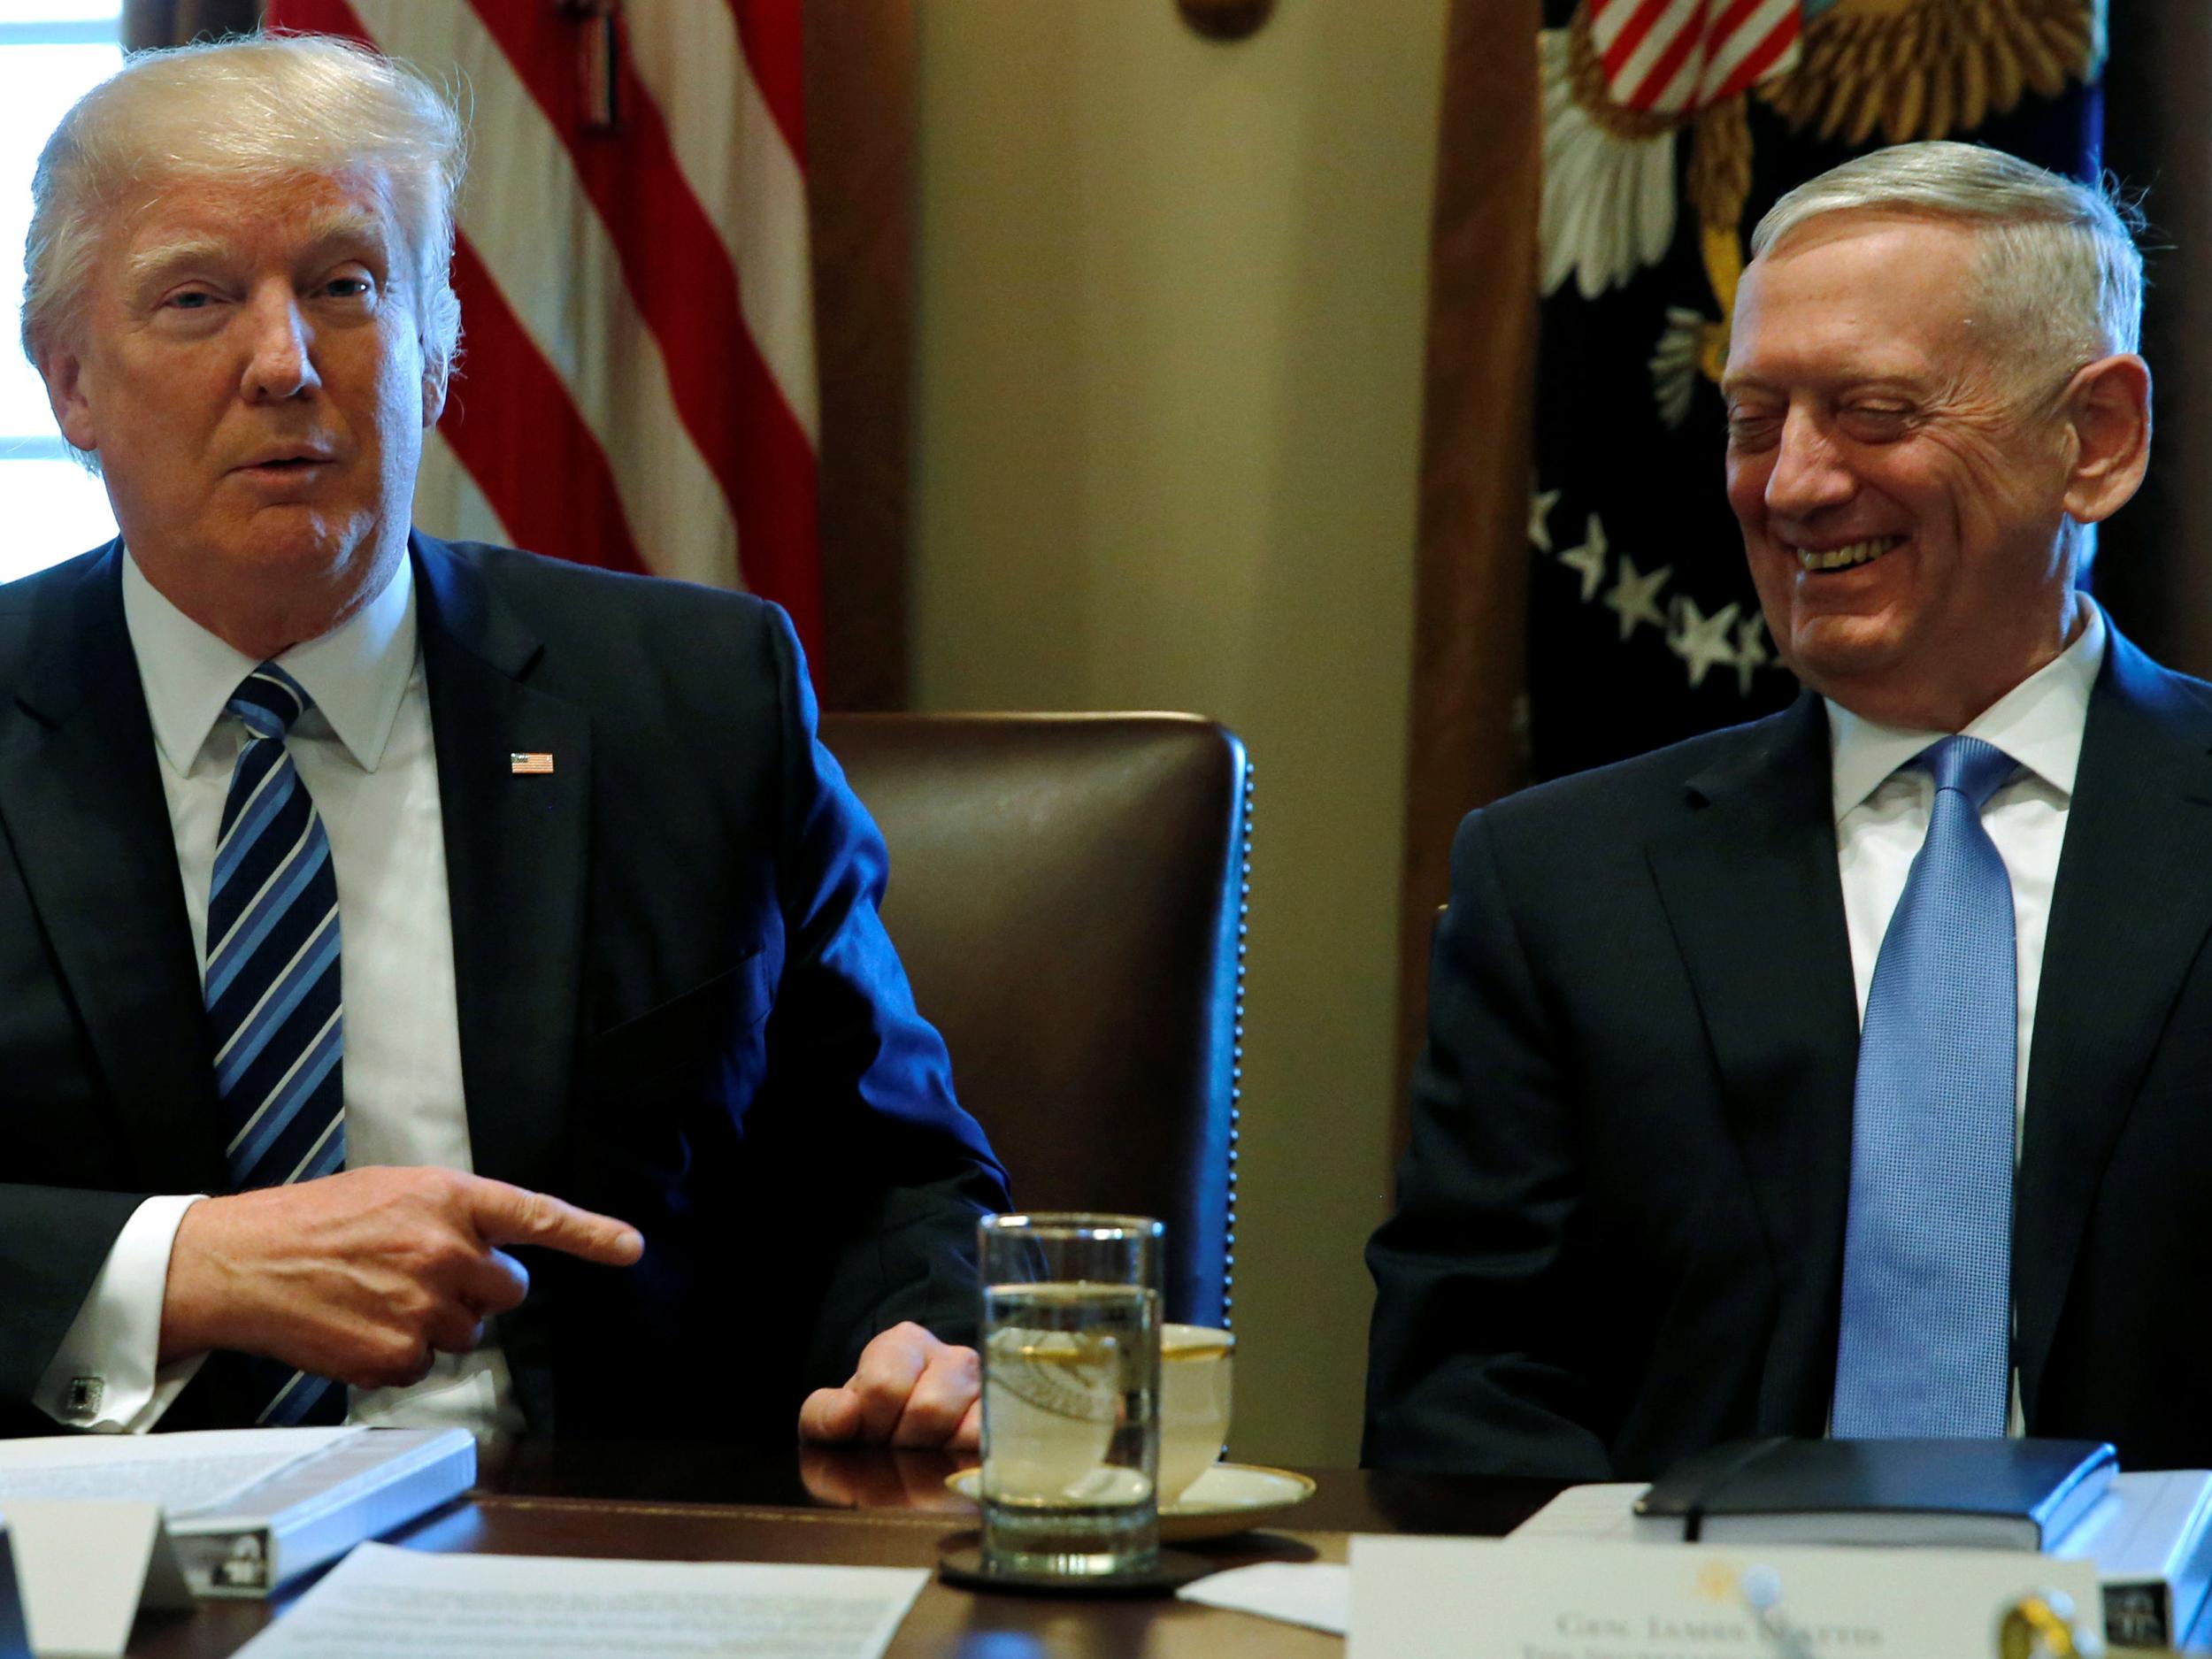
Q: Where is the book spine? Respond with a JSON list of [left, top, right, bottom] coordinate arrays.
[[170, 1525, 279, 1599]]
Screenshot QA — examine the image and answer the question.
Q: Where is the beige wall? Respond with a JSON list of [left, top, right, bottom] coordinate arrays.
[[910, 0, 1447, 1467]]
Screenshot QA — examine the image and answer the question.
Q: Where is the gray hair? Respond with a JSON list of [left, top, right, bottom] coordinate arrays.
[[21, 32, 466, 385], [1749, 141, 2143, 380]]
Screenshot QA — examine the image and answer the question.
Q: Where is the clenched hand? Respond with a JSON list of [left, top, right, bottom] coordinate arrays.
[[797, 1322, 982, 1450]]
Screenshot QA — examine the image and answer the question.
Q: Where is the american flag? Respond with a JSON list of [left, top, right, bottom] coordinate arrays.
[[1588, 0, 1802, 115], [265, 0, 823, 657]]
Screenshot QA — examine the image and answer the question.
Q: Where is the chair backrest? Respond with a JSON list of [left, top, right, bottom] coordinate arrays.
[[820, 712, 1250, 1327]]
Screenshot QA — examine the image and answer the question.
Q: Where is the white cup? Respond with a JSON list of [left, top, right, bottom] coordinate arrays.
[[1157, 1323, 1234, 1503], [981, 1324, 1122, 1500]]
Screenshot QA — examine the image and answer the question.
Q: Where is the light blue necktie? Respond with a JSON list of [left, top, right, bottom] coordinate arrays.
[[1832, 734, 2018, 1439], [206, 663, 347, 1426]]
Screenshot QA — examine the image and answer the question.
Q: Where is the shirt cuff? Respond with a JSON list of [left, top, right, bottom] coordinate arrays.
[[34, 1194, 211, 1432]]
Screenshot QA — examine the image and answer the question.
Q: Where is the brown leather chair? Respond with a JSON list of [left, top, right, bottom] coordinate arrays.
[[820, 713, 1250, 1326]]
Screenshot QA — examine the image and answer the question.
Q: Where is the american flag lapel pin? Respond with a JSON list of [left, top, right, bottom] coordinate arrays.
[[511, 752, 555, 775]]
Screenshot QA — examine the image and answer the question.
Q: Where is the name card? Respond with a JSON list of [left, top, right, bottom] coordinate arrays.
[[1349, 1536, 2102, 1659], [0, 1501, 192, 1659]]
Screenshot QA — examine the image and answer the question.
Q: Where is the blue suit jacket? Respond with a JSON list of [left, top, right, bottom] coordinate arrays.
[[1367, 624, 2212, 1478], [0, 534, 1009, 1437]]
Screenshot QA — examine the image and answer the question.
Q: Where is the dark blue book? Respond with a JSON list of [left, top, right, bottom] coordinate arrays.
[[1633, 1437, 2119, 1550]]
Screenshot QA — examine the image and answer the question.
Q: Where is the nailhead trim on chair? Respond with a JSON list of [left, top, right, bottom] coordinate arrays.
[[1223, 759, 1252, 1328]]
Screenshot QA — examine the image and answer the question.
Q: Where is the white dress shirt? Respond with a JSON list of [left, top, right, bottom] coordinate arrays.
[[1826, 600, 2107, 1435], [33, 549, 521, 1436]]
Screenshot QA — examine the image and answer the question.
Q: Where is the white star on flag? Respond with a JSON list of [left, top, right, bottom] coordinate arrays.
[[1602, 553, 1671, 642], [1528, 487, 1563, 553], [1668, 595, 1741, 689], [1559, 513, 1609, 603]]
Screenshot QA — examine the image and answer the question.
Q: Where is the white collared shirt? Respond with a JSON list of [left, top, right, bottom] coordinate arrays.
[[33, 548, 519, 1436], [1824, 600, 2107, 1439]]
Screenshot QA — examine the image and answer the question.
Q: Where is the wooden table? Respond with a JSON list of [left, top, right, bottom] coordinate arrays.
[[129, 1443, 1565, 1656]]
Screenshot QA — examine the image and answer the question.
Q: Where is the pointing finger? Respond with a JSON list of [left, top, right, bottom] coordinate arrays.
[[465, 1179, 643, 1264]]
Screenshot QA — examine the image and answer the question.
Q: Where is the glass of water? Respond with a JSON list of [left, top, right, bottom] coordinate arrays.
[[978, 1212, 1164, 1578]]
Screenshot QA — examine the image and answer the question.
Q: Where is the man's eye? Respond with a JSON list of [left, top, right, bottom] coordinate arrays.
[[1725, 413, 1781, 449], [323, 276, 373, 300], [166, 290, 212, 310], [1841, 406, 1911, 438]]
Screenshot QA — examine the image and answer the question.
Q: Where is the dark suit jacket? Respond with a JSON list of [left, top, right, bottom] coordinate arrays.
[[1365, 623, 2212, 1479], [0, 535, 1010, 1439]]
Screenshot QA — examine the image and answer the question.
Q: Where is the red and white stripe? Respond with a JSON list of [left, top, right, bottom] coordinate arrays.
[[267, 0, 823, 657], [1587, 0, 1802, 116]]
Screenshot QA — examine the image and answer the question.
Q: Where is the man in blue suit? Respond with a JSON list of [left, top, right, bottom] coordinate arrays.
[[1366, 142, 2207, 1476], [3, 34, 1004, 1443]]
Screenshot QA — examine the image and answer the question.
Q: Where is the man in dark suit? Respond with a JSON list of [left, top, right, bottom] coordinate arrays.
[[1365, 142, 2201, 1478], [4, 34, 1005, 1443]]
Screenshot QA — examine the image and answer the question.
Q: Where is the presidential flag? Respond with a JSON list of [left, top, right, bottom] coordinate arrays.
[[1526, 0, 2106, 779]]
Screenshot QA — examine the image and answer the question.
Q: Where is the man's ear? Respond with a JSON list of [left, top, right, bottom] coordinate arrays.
[[421, 356, 448, 428], [2060, 352, 2152, 526], [41, 343, 99, 455]]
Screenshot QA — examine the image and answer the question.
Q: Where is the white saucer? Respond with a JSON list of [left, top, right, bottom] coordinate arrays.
[[945, 1462, 1316, 1542]]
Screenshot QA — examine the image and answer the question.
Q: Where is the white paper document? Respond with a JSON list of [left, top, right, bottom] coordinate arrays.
[[0, 1429, 359, 1517], [1178, 1562, 1349, 1634], [234, 1542, 929, 1659]]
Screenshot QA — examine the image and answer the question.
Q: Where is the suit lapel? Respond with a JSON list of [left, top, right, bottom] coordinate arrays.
[[1646, 694, 1863, 1435], [413, 536, 593, 1196], [2014, 626, 2212, 1418], [0, 547, 224, 1190]]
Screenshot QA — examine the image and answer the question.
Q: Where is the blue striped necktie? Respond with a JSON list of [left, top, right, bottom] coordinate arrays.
[[206, 663, 347, 1426], [1832, 734, 2019, 1439]]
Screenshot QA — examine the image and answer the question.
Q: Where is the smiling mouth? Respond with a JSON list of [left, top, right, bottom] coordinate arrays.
[[1794, 534, 1903, 572]]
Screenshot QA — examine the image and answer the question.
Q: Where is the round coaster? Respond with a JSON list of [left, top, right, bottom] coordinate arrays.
[[936, 1543, 1217, 1597]]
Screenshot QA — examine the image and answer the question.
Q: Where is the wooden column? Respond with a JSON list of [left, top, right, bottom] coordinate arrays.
[[804, 0, 918, 711], [1392, 0, 1540, 1149]]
